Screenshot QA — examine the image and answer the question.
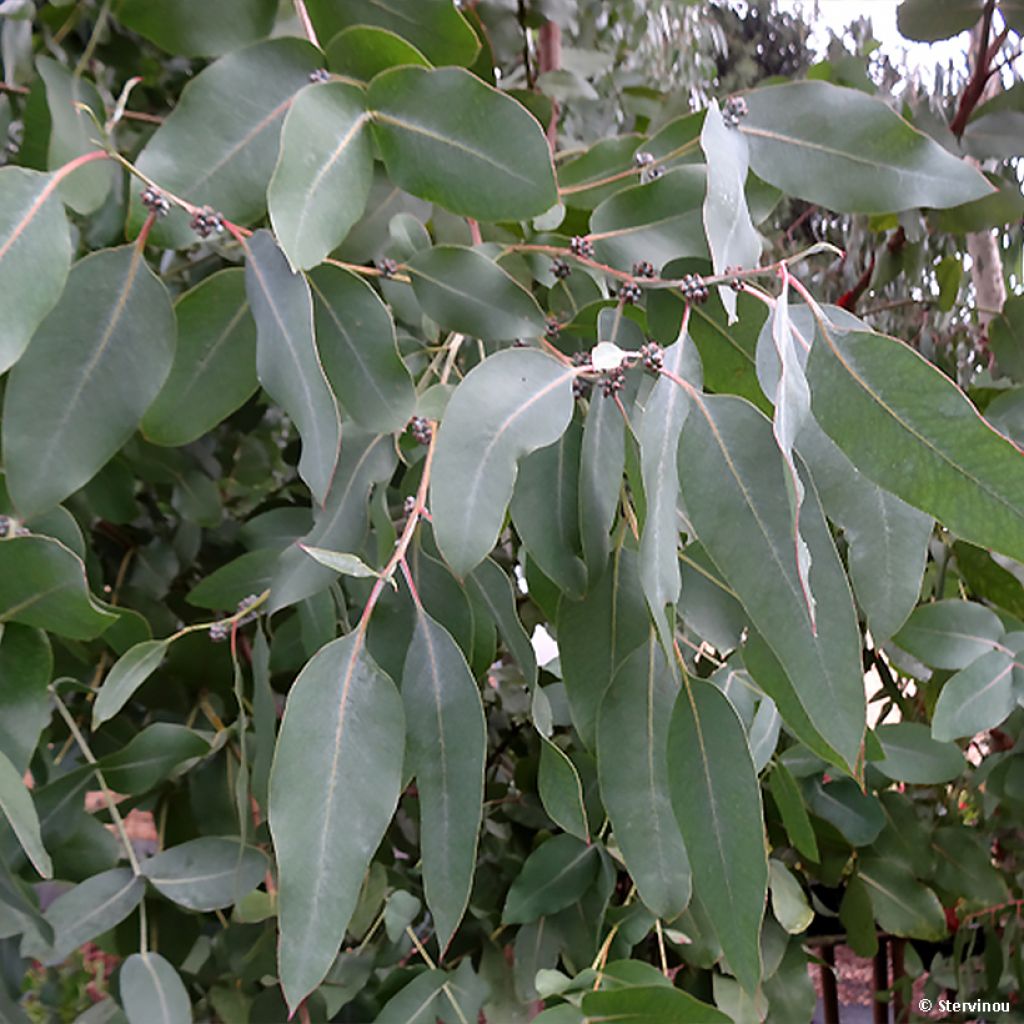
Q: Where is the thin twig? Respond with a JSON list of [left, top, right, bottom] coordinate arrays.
[[293, 0, 321, 48]]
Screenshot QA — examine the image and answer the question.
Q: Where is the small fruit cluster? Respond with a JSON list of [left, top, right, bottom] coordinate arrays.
[[545, 317, 562, 339], [619, 281, 642, 305], [551, 258, 571, 280], [570, 236, 594, 259], [680, 273, 710, 304], [140, 185, 170, 218], [376, 257, 399, 279], [571, 351, 592, 399], [190, 206, 224, 238], [308, 68, 331, 84], [408, 416, 433, 445], [723, 95, 749, 128], [632, 260, 656, 279], [639, 341, 664, 372], [209, 594, 261, 642], [600, 366, 626, 397], [0, 515, 29, 539]]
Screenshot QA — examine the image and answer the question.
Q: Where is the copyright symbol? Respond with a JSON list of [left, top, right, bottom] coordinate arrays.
[[919, 998, 933, 1013]]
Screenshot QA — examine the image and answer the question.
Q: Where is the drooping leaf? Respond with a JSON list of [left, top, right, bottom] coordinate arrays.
[[701, 98, 760, 321], [678, 396, 865, 771], [269, 82, 373, 271], [129, 39, 321, 248], [840, 874, 878, 958], [806, 778, 884, 846], [372, 969, 448, 1024], [325, 26, 431, 81], [538, 737, 589, 842], [873, 722, 965, 784], [119, 952, 191, 1024], [768, 859, 813, 934], [368, 67, 557, 222], [0, 167, 71, 375], [858, 857, 946, 941], [932, 649, 1017, 741], [309, 264, 416, 432], [142, 269, 258, 447], [502, 834, 599, 924], [807, 322, 1024, 563], [638, 330, 701, 643], [0, 748, 51, 878], [116, 0, 277, 56], [269, 631, 405, 1011], [270, 432, 396, 612], [741, 80, 992, 212], [580, 985, 730, 1023], [402, 609, 486, 951], [893, 599, 1006, 670], [0, 536, 116, 639], [92, 639, 170, 728], [597, 633, 690, 920], [467, 558, 537, 689], [767, 762, 819, 862], [3, 245, 175, 518], [187, 549, 277, 611], [99, 724, 210, 795], [301, 547, 380, 580], [308, 0, 480, 67], [0, 625, 51, 775], [245, 230, 342, 505], [406, 246, 547, 341], [431, 349, 575, 577], [667, 679, 767, 994], [141, 837, 268, 911]]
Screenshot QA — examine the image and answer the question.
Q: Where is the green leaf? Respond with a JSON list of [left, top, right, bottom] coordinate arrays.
[[807, 324, 1024, 563], [806, 778, 884, 846], [873, 722, 965, 784], [431, 349, 575, 577], [130, 39, 320, 248], [0, 167, 71, 374], [590, 168, 707, 270], [502, 835, 599, 925], [116, 0, 277, 56], [701, 99, 760, 321], [799, 419, 932, 642], [858, 857, 946, 941], [407, 246, 547, 340], [368, 68, 557, 222], [893, 599, 1005, 669], [270, 432, 395, 612], [990, 296, 1024, 383], [119, 952, 191, 1024], [309, 264, 415, 432], [269, 83, 373, 271], [372, 970, 447, 1024], [767, 762, 818, 862], [668, 680, 766, 993], [3, 245, 175, 518], [36, 59, 112, 214], [467, 558, 537, 689], [245, 230, 342, 505], [638, 332, 701, 642], [933, 649, 1016, 741], [0, 748, 51, 878], [269, 631, 405, 1012], [559, 547, 649, 749], [402, 609, 485, 951], [741, 80, 992, 213], [301, 546, 379, 580], [581, 985, 730, 1023], [92, 639, 170, 728], [142, 269, 258, 447], [678, 396, 865, 771], [598, 633, 690, 920], [768, 859, 812, 934], [931, 825, 1009, 909], [27, 868, 144, 966], [325, 26, 431, 81], [897, 0, 983, 41], [141, 837, 268, 911], [187, 549, 276, 610], [99, 723, 210, 795], [308, 0, 479, 67], [840, 874, 878, 958], [0, 536, 116, 639], [512, 419, 587, 598], [0, 625, 51, 775], [538, 737, 589, 842]]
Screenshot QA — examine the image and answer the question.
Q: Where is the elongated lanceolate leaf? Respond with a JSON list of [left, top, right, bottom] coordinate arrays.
[[668, 680, 767, 994], [120, 953, 191, 1024], [679, 396, 865, 771], [0, 625, 51, 776], [741, 80, 992, 213], [581, 986, 730, 1023], [245, 230, 342, 505], [0, 167, 71, 374], [141, 836, 268, 911], [932, 649, 1017, 741], [807, 322, 1024, 564], [92, 639, 170, 728], [368, 68, 557, 222], [269, 631, 404, 1011], [0, 748, 50, 878], [269, 82, 373, 271], [502, 834, 599, 924], [894, 599, 1006, 670], [639, 330, 701, 644], [701, 99, 760, 322], [873, 722, 964, 784], [3, 246, 175, 518], [598, 633, 690, 920], [467, 558, 537, 689], [431, 349, 575, 577], [403, 609, 485, 951], [538, 737, 589, 842], [309, 264, 416, 433], [142, 269, 258, 447], [130, 39, 320, 247]]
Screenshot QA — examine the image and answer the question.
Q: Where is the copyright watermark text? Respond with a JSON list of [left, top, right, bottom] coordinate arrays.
[[919, 997, 1010, 1014]]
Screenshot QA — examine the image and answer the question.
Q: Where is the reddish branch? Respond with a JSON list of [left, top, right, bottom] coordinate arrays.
[[950, 0, 1009, 138]]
